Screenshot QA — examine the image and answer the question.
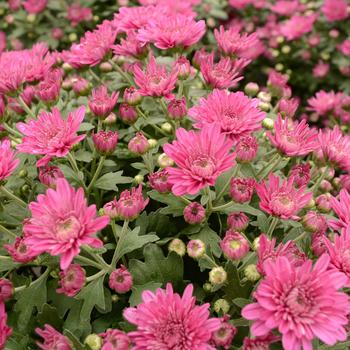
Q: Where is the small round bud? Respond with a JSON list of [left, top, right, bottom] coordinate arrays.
[[209, 267, 227, 285], [305, 198, 315, 209], [213, 299, 230, 314], [168, 98, 187, 120], [302, 211, 327, 233], [128, 133, 149, 155], [0, 279, 13, 302], [161, 122, 173, 134], [134, 174, 144, 185], [111, 294, 119, 302], [123, 87, 142, 106], [168, 238, 186, 256], [158, 153, 174, 168], [99, 62, 113, 73], [69, 32, 78, 42], [227, 212, 249, 231], [316, 194, 331, 213], [174, 56, 191, 80], [183, 202, 206, 225], [84, 334, 102, 350], [119, 103, 138, 124], [220, 230, 250, 260], [244, 82, 259, 97], [93, 15, 99, 22], [203, 282, 213, 293], [257, 91, 271, 103], [320, 52, 330, 61], [109, 265, 133, 294], [244, 264, 261, 282], [92, 130, 118, 155], [187, 239, 206, 259], [281, 45, 291, 54], [252, 237, 260, 251], [259, 102, 271, 112], [103, 112, 117, 125], [262, 117, 274, 130], [276, 36, 284, 44], [18, 169, 28, 178], [275, 63, 284, 71], [147, 139, 158, 149], [26, 14, 36, 23]]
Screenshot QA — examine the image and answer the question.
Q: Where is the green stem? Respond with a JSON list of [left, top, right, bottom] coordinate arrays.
[[0, 186, 27, 208], [74, 254, 105, 270], [2, 123, 23, 138], [109, 60, 134, 85], [160, 98, 168, 118], [267, 217, 279, 238], [89, 69, 102, 84], [0, 224, 17, 239], [87, 156, 105, 193], [17, 95, 36, 119], [14, 268, 49, 293], [294, 231, 307, 242], [135, 106, 168, 137], [177, 80, 184, 98], [212, 201, 234, 212], [257, 153, 281, 179], [66, 152, 87, 191], [312, 165, 329, 194], [179, 196, 191, 205], [86, 269, 106, 282], [202, 254, 218, 267], [215, 165, 240, 203], [83, 246, 110, 270], [205, 186, 213, 214], [111, 220, 129, 268]]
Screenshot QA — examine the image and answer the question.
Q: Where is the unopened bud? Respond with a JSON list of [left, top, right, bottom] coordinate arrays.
[[244, 264, 260, 281], [84, 334, 102, 350], [168, 238, 186, 256], [213, 299, 230, 314], [209, 267, 227, 285]]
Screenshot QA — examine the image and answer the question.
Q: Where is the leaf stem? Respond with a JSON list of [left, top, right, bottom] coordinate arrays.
[[111, 220, 129, 268], [17, 95, 36, 119], [87, 156, 105, 193], [267, 217, 279, 238], [0, 224, 17, 239], [215, 164, 240, 203], [0, 186, 27, 208]]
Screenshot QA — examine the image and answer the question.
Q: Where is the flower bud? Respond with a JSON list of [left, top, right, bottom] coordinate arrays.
[[236, 136, 258, 163], [174, 56, 191, 80], [84, 334, 102, 350], [56, 264, 86, 297], [39, 166, 65, 188], [220, 230, 250, 260], [92, 130, 118, 155], [262, 117, 274, 129], [302, 211, 327, 233], [168, 238, 186, 256], [311, 232, 327, 257], [230, 177, 255, 204], [209, 267, 227, 285], [183, 202, 206, 225], [134, 174, 144, 184], [149, 169, 172, 193], [316, 194, 332, 213], [161, 122, 173, 134], [258, 91, 271, 103], [320, 179, 333, 192], [213, 299, 230, 314], [148, 139, 158, 149], [119, 103, 138, 124], [103, 199, 119, 219], [244, 264, 260, 281], [167, 98, 187, 120], [203, 282, 213, 293], [211, 316, 237, 349], [123, 87, 142, 106], [0, 279, 13, 302], [227, 212, 249, 231], [128, 133, 149, 155], [109, 265, 133, 294], [244, 82, 259, 97], [158, 153, 174, 168], [187, 239, 206, 259], [72, 77, 91, 96], [103, 112, 117, 125], [99, 62, 113, 72]]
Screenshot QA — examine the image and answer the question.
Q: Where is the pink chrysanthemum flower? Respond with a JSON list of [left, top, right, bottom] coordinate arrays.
[[270, 0, 303, 16], [109, 265, 133, 294], [124, 283, 220, 349], [100, 329, 131, 350], [4, 236, 38, 263], [210, 315, 237, 349], [36, 324, 72, 350], [236, 136, 258, 162], [313, 61, 330, 78], [148, 169, 173, 193], [200, 53, 248, 89], [307, 90, 342, 116], [92, 130, 118, 155], [133, 55, 178, 98], [256, 234, 307, 275], [0, 303, 12, 349], [24, 178, 109, 269], [322, 0, 348, 22], [256, 174, 312, 220], [329, 189, 350, 230], [189, 89, 265, 142], [221, 230, 250, 260], [243, 334, 280, 350], [214, 25, 262, 59], [57, 264, 86, 297], [137, 13, 205, 50], [337, 39, 350, 56], [38, 166, 65, 188], [112, 30, 148, 58], [183, 202, 206, 225], [0, 139, 20, 182], [280, 14, 317, 41], [66, 3, 93, 27], [23, 0, 47, 14], [36, 68, 63, 103], [17, 106, 86, 167], [318, 126, 350, 172], [163, 124, 236, 196], [267, 115, 318, 157], [88, 86, 119, 119], [242, 255, 350, 350], [324, 226, 350, 286]]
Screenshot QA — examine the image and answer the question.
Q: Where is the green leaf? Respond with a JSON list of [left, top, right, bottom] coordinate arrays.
[[37, 304, 63, 330], [115, 226, 159, 261], [75, 150, 93, 163], [191, 225, 222, 258], [14, 269, 49, 331], [217, 203, 262, 216], [129, 244, 183, 288], [94, 171, 133, 191], [0, 256, 21, 273], [79, 122, 95, 132], [232, 298, 252, 308], [63, 329, 86, 350], [148, 190, 187, 217], [76, 275, 107, 321], [129, 282, 162, 306]]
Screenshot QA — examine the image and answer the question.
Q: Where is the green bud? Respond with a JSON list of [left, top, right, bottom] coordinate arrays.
[[84, 334, 102, 350], [213, 298, 230, 314], [244, 264, 261, 282], [148, 139, 158, 149], [262, 117, 274, 130], [161, 122, 172, 134], [134, 174, 144, 184], [209, 267, 227, 285], [26, 14, 36, 23], [18, 169, 28, 178], [168, 238, 186, 256], [68, 33, 78, 42]]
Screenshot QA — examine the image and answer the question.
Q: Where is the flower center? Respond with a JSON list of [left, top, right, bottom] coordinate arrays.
[[270, 192, 296, 217], [191, 156, 215, 178], [230, 240, 242, 250], [285, 285, 314, 316], [158, 322, 187, 348], [55, 215, 81, 241]]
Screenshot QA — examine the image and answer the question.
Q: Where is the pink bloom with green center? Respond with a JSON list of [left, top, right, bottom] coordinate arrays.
[[267, 114, 319, 157], [189, 89, 265, 142], [221, 230, 250, 260], [242, 255, 350, 350], [163, 124, 236, 196], [123, 283, 221, 349], [0, 139, 20, 182], [137, 13, 206, 50], [256, 174, 312, 220], [17, 106, 86, 167], [24, 178, 109, 270], [133, 55, 178, 98], [36, 324, 72, 350]]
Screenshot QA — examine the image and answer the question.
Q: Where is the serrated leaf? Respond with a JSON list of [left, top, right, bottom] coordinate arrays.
[[191, 225, 222, 258], [148, 190, 187, 217], [79, 122, 95, 132], [129, 282, 162, 306], [215, 203, 262, 216], [94, 171, 133, 191], [37, 304, 63, 330], [0, 256, 21, 273], [232, 298, 252, 308], [63, 329, 86, 350], [75, 150, 93, 163]]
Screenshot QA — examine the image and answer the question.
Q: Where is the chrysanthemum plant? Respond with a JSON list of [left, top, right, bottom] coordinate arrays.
[[1, 1, 350, 350]]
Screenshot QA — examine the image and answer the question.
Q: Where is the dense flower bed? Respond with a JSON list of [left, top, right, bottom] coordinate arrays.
[[1, 0, 350, 349]]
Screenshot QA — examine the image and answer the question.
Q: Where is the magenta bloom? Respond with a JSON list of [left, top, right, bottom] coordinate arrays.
[[280, 14, 317, 41], [92, 130, 118, 155], [38, 166, 65, 188], [189, 89, 265, 142], [221, 230, 250, 260], [36, 68, 63, 103], [66, 3, 93, 27], [36, 324, 72, 350], [17, 106, 86, 167], [133, 55, 178, 98], [4, 236, 38, 263], [267, 115, 318, 157], [163, 125, 236, 196], [271, 0, 302, 15], [100, 329, 131, 350], [329, 189, 350, 230], [211, 315, 237, 349], [183, 202, 206, 225], [230, 177, 255, 203], [128, 132, 149, 154], [318, 126, 350, 172], [148, 169, 173, 193], [0, 279, 13, 302], [214, 25, 262, 59], [24, 178, 109, 269], [236, 136, 258, 162], [0, 139, 20, 182], [307, 90, 342, 116], [242, 255, 350, 350], [109, 265, 133, 294], [322, 0, 348, 22], [324, 226, 350, 286], [88, 86, 119, 119], [256, 174, 312, 220], [113, 30, 148, 58], [0, 303, 12, 349], [200, 53, 248, 89], [57, 264, 86, 297], [23, 0, 47, 13], [227, 212, 249, 231], [124, 283, 220, 349], [138, 13, 205, 50]]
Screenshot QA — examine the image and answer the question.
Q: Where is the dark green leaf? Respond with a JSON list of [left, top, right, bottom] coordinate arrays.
[[94, 171, 133, 191]]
